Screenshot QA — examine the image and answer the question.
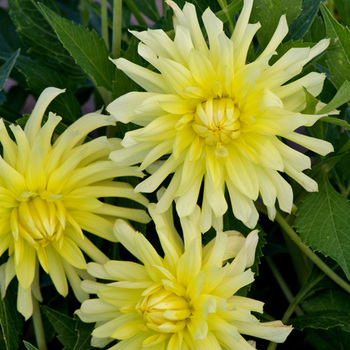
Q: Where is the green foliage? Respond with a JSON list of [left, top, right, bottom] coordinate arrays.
[[288, 0, 322, 40], [334, 0, 350, 27], [251, 0, 303, 49], [41, 306, 77, 349], [294, 175, 350, 280], [0, 50, 19, 91], [0, 283, 23, 350], [0, 0, 349, 349], [23, 342, 39, 350], [321, 3, 350, 88], [39, 3, 115, 92]]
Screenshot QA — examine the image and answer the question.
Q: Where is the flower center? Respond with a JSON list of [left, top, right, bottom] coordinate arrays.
[[15, 192, 65, 247], [192, 98, 242, 145], [136, 287, 191, 333]]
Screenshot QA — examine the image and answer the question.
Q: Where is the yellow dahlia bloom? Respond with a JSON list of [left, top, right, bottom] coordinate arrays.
[[77, 203, 292, 349], [107, 0, 333, 230], [0, 87, 149, 319]]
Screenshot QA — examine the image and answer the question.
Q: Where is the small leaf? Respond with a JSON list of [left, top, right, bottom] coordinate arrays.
[[23, 341, 39, 350], [8, 0, 82, 79], [216, 0, 243, 24], [39, 3, 115, 91], [333, 0, 350, 27], [292, 310, 350, 332], [288, 0, 322, 40], [320, 4, 350, 88], [73, 316, 94, 350], [318, 80, 350, 114], [319, 116, 350, 130], [251, 0, 303, 49], [0, 282, 23, 350], [132, 0, 160, 22], [41, 306, 77, 349], [294, 175, 350, 280], [0, 49, 19, 91]]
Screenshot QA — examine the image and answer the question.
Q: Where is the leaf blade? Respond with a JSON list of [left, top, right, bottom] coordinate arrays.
[[294, 175, 350, 280], [39, 3, 115, 91]]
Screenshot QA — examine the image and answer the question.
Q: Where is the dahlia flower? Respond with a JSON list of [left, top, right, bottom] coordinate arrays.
[[77, 203, 292, 349], [107, 0, 333, 230], [0, 87, 149, 319]]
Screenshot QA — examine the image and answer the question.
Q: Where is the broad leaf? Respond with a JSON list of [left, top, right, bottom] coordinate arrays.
[[294, 175, 350, 280], [73, 316, 94, 350], [334, 0, 350, 27], [0, 8, 24, 58], [132, 0, 160, 22], [288, 0, 322, 40], [306, 328, 350, 350], [8, 0, 82, 79], [0, 49, 19, 91], [292, 311, 350, 332], [39, 3, 115, 91], [318, 80, 350, 114], [15, 55, 82, 121], [320, 4, 350, 88], [251, 0, 302, 49], [0, 282, 23, 350], [41, 306, 77, 349]]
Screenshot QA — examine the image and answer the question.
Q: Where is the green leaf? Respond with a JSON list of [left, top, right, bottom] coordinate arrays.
[[8, 0, 83, 79], [39, 3, 115, 91], [0, 8, 24, 58], [23, 341, 39, 350], [320, 116, 350, 130], [14, 55, 82, 122], [306, 328, 350, 350], [320, 4, 350, 88], [73, 316, 94, 350], [251, 0, 303, 49], [334, 0, 350, 27], [0, 282, 23, 350], [41, 306, 77, 349], [318, 80, 350, 114], [302, 87, 319, 114], [0, 49, 19, 91], [132, 0, 160, 22], [288, 0, 322, 40], [294, 175, 350, 280], [216, 0, 243, 24], [292, 310, 350, 332]]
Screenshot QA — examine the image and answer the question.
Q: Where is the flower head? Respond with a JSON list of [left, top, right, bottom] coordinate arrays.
[[107, 0, 333, 230], [0, 87, 150, 319], [77, 203, 292, 349]]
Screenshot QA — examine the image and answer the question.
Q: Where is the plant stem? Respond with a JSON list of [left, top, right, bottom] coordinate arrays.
[[123, 0, 147, 26], [217, 0, 235, 34], [265, 256, 303, 317], [100, 0, 109, 50], [32, 295, 47, 350], [275, 211, 350, 294], [162, 0, 168, 16], [112, 0, 122, 58]]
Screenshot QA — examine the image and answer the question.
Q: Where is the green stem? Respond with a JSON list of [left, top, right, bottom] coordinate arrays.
[[266, 256, 303, 317], [275, 211, 350, 294], [101, 0, 109, 50], [162, 0, 168, 16], [123, 0, 147, 26], [217, 0, 235, 34], [320, 116, 350, 130], [32, 295, 47, 350], [112, 0, 122, 58]]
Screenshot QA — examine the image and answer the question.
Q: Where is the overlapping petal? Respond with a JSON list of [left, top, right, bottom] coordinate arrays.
[[77, 203, 292, 349], [107, 0, 333, 230], [0, 87, 150, 319]]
